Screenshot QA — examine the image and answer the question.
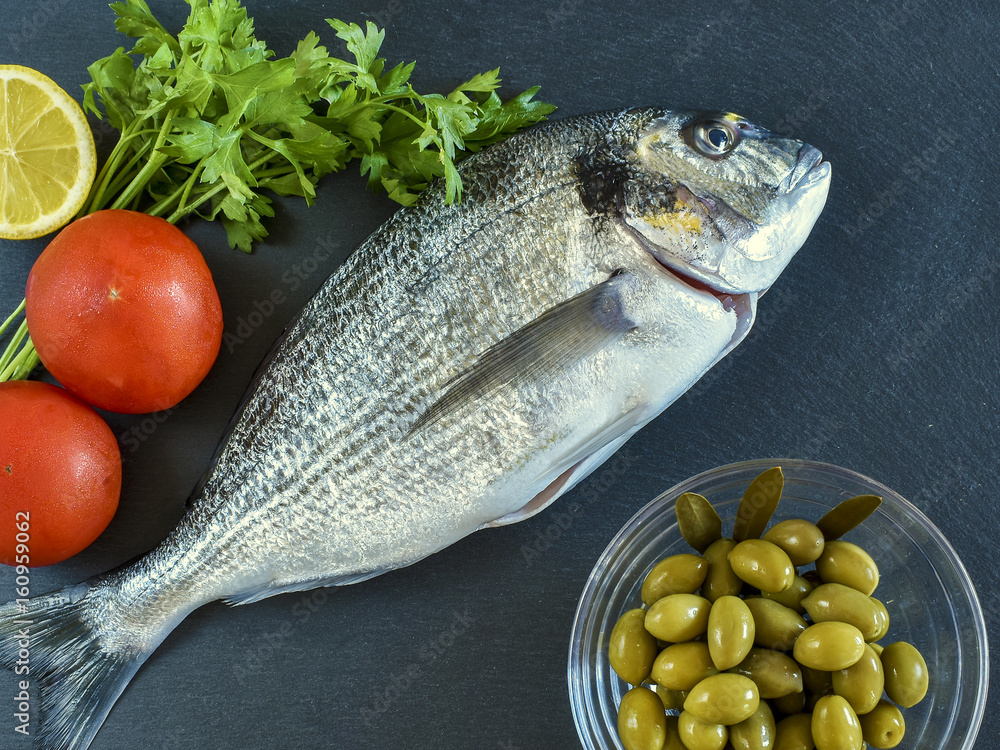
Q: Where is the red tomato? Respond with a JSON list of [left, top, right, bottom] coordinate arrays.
[[25, 209, 223, 413], [0, 381, 121, 567]]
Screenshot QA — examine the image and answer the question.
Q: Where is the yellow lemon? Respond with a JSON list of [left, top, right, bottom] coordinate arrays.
[[0, 65, 96, 239]]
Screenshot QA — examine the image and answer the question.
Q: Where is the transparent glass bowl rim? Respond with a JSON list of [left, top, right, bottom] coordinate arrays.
[[567, 457, 989, 750]]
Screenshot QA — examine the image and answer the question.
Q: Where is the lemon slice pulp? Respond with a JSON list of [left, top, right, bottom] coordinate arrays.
[[0, 65, 96, 240]]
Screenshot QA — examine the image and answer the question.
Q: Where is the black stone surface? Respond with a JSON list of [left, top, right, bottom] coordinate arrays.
[[0, 1, 996, 748]]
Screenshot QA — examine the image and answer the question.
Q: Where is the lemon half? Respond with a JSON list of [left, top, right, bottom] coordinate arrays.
[[0, 65, 96, 240]]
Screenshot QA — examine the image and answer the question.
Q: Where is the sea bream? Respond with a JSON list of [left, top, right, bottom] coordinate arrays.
[[0, 107, 830, 749]]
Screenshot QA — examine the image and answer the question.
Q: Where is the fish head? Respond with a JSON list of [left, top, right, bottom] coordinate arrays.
[[621, 109, 831, 294]]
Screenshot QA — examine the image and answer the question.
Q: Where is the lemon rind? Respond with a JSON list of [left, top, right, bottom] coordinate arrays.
[[0, 64, 97, 240]]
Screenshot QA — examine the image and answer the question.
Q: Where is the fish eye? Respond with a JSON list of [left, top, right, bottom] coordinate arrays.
[[690, 120, 739, 158]]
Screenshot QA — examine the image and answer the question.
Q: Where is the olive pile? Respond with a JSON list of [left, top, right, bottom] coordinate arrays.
[[608, 468, 928, 750]]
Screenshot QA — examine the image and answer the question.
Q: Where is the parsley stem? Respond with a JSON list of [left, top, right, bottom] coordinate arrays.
[[175, 159, 208, 217], [0, 299, 25, 339], [110, 110, 176, 211], [0, 316, 32, 382], [164, 151, 274, 225], [102, 138, 157, 205], [82, 120, 158, 217], [145, 182, 187, 219], [147, 156, 208, 219], [372, 103, 430, 131], [368, 91, 422, 105], [0, 336, 39, 382]]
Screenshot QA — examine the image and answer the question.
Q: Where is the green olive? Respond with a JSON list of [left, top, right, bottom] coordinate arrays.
[[773, 712, 815, 750], [608, 473, 921, 750], [641, 553, 709, 606], [707, 595, 755, 670], [880, 641, 929, 708], [793, 622, 865, 671], [815, 540, 879, 596], [677, 710, 728, 750], [832, 644, 884, 715], [801, 583, 882, 640], [702, 538, 743, 601], [870, 597, 890, 641], [771, 690, 806, 717], [762, 518, 825, 565], [609, 608, 659, 685], [811, 694, 863, 750], [651, 641, 718, 691], [729, 700, 775, 750], [745, 597, 807, 651], [731, 647, 803, 699], [728, 539, 795, 593], [859, 699, 906, 749], [618, 686, 668, 750], [684, 673, 760, 725], [761, 574, 814, 614], [644, 593, 711, 642]]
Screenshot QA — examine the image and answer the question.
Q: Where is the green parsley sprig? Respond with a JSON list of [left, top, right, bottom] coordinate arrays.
[[0, 0, 555, 383], [80, 0, 555, 251]]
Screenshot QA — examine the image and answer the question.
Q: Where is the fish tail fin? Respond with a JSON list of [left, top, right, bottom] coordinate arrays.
[[0, 582, 150, 750]]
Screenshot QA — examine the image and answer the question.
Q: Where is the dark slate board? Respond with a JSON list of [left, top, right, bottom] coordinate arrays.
[[0, 1, 995, 748]]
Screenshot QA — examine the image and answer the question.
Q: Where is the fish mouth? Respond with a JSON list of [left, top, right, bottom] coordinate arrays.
[[783, 145, 830, 194]]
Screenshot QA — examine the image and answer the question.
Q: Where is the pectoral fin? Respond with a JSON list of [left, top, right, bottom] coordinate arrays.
[[410, 273, 636, 434]]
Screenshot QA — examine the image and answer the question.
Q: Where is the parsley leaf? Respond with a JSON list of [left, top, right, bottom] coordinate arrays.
[[79, 0, 555, 251]]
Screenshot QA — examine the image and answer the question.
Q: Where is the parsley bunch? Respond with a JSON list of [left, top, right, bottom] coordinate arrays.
[[0, 0, 554, 382], [80, 0, 555, 251]]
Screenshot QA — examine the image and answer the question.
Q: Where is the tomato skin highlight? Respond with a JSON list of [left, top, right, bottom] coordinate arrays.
[[25, 209, 223, 413], [0, 381, 121, 567]]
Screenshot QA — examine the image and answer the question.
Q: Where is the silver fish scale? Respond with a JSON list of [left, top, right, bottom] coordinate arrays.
[[93, 110, 661, 640]]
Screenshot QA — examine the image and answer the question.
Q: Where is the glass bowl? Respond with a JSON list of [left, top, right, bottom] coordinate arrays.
[[568, 458, 988, 749]]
